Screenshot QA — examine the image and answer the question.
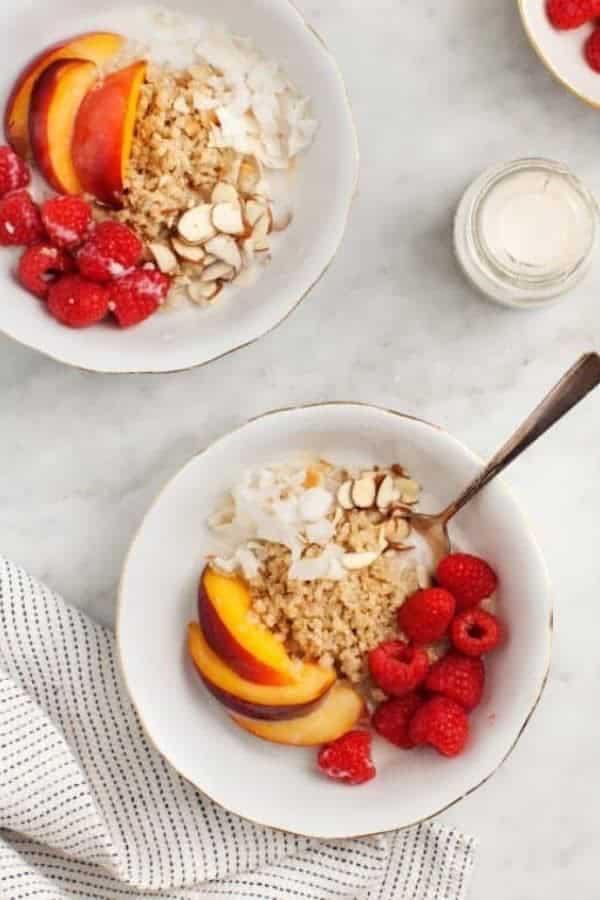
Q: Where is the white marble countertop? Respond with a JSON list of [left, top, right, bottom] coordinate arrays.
[[1, 1, 599, 896]]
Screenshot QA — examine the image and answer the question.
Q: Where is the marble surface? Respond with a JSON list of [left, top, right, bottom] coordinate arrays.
[[1, 1, 599, 896]]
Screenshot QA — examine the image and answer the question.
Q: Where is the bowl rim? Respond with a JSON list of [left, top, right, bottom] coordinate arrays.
[[517, 0, 600, 110], [117, 400, 554, 838], [0, 0, 359, 374]]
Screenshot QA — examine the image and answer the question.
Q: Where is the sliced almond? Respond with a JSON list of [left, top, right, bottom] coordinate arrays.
[[271, 204, 293, 233], [211, 181, 240, 204], [396, 477, 421, 504], [212, 202, 245, 235], [342, 551, 378, 571], [201, 261, 235, 282], [352, 477, 376, 509], [171, 237, 205, 263], [188, 281, 222, 303], [233, 265, 258, 288], [384, 517, 410, 545], [254, 240, 270, 253], [204, 234, 242, 271], [251, 212, 270, 245], [238, 155, 261, 194], [148, 242, 178, 274], [376, 475, 396, 510], [241, 238, 255, 268], [337, 480, 354, 510], [244, 199, 268, 229], [203, 254, 217, 266], [178, 204, 215, 244]]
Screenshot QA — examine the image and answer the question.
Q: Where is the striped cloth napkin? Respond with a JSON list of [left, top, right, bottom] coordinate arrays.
[[0, 556, 476, 899]]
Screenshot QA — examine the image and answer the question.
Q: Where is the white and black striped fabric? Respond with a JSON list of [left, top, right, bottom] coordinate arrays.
[[0, 556, 476, 900]]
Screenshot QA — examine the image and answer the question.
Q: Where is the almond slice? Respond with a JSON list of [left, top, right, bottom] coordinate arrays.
[[254, 240, 270, 253], [178, 204, 215, 244], [241, 238, 255, 268], [352, 477, 376, 509], [211, 182, 240, 204], [233, 266, 258, 287], [251, 212, 270, 245], [376, 475, 396, 510], [271, 204, 293, 233], [238, 155, 261, 194], [171, 237, 205, 263], [337, 480, 354, 510], [342, 551, 378, 571], [204, 235, 242, 271], [203, 254, 217, 266], [244, 199, 268, 229], [225, 155, 242, 186], [148, 242, 178, 274], [201, 261, 234, 282], [212, 202, 245, 235], [188, 281, 222, 303], [396, 478, 421, 504], [384, 517, 410, 545]]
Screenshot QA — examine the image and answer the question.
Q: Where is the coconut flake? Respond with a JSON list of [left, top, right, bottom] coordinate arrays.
[[304, 518, 335, 545], [297, 488, 332, 523]]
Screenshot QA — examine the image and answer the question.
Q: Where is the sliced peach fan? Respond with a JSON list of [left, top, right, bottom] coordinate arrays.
[[4, 32, 124, 159], [232, 681, 366, 746], [199, 566, 299, 686], [72, 61, 147, 208], [187, 622, 336, 720], [29, 59, 98, 195]]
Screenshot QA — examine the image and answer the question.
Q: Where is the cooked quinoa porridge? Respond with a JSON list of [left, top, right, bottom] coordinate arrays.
[[207, 459, 443, 684], [99, 7, 317, 307]]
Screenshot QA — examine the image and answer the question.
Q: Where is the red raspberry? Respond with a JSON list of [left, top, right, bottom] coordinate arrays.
[[108, 268, 170, 327], [397, 587, 456, 644], [0, 190, 44, 246], [450, 608, 503, 657], [47, 274, 109, 328], [436, 553, 497, 612], [317, 730, 376, 785], [77, 221, 143, 282], [547, 0, 600, 29], [372, 693, 424, 748], [369, 640, 429, 697], [0, 145, 30, 196], [41, 196, 92, 249], [408, 696, 469, 757], [425, 653, 485, 711], [17, 243, 75, 299], [584, 26, 600, 71]]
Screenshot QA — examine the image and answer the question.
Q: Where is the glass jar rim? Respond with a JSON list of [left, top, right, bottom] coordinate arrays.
[[467, 158, 599, 290]]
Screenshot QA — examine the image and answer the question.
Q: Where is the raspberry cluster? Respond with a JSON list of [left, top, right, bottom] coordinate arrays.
[[0, 146, 171, 328]]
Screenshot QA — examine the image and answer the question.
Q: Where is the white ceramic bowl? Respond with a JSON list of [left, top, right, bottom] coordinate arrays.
[[0, 0, 357, 373], [519, 0, 600, 108], [118, 402, 552, 838]]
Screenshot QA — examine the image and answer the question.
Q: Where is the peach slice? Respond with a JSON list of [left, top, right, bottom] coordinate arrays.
[[199, 567, 298, 686], [29, 59, 98, 195], [72, 61, 147, 208], [188, 622, 336, 721], [5, 32, 124, 159], [231, 680, 366, 746]]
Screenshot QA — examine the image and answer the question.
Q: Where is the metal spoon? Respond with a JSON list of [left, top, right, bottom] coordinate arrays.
[[406, 352, 600, 561]]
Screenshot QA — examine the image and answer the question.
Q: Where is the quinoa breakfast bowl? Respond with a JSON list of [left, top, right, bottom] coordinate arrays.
[[0, 0, 357, 372], [118, 402, 553, 837]]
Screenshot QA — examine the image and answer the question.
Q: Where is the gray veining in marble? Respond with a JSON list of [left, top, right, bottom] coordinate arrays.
[[1, 1, 599, 896]]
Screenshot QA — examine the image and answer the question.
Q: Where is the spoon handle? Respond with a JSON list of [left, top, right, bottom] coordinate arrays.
[[442, 352, 600, 522]]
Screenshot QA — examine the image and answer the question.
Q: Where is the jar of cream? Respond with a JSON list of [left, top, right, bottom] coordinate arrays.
[[454, 158, 599, 308]]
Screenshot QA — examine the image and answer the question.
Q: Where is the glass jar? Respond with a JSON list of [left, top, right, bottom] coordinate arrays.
[[454, 158, 599, 308]]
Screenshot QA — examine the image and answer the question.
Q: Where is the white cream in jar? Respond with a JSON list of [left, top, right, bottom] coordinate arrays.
[[454, 159, 598, 308]]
